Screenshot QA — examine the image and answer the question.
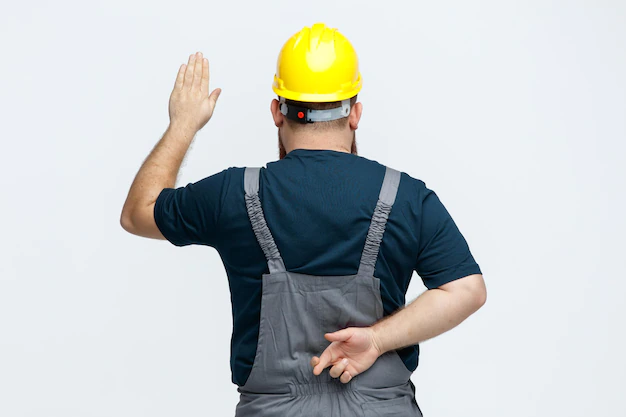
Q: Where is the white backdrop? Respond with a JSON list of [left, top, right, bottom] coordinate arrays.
[[1, 1, 625, 416]]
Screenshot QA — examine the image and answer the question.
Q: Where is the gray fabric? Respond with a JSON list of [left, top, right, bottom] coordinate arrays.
[[235, 272, 422, 416], [358, 167, 401, 276], [236, 165, 421, 416], [244, 167, 286, 274], [378, 167, 401, 204], [244, 167, 261, 195], [305, 101, 350, 122]]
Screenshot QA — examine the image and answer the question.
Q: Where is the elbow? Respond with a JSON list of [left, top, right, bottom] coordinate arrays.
[[439, 274, 486, 319], [446, 273, 487, 312], [474, 285, 487, 310], [469, 276, 487, 311], [120, 209, 136, 234]]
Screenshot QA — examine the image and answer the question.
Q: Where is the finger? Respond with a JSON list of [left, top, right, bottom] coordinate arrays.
[[193, 52, 203, 90], [184, 54, 195, 88], [174, 64, 186, 90], [310, 356, 320, 368], [340, 370, 353, 384], [201, 58, 209, 94], [313, 346, 337, 376], [329, 358, 349, 379], [325, 328, 353, 343], [209, 88, 222, 109]]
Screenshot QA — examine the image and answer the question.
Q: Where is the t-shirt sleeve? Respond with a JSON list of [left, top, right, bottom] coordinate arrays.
[[153, 168, 231, 247], [415, 187, 482, 289]]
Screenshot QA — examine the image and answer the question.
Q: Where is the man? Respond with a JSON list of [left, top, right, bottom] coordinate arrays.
[[121, 23, 486, 416]]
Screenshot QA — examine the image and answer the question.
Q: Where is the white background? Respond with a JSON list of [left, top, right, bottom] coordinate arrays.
[[1, 1, 625, 416]]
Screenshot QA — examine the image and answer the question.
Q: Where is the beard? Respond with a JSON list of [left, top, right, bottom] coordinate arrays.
[[278, 129, 358, 159]]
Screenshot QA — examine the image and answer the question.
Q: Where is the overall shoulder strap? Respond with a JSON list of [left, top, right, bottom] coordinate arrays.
[[358, 166, 402, 276], [244, 167, 286, 274]]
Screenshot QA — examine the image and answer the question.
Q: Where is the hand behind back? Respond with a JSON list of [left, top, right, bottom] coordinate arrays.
[[311, 326, 384, 384]]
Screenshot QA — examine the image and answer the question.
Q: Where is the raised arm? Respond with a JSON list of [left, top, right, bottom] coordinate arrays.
[[120, 52, 221, 239]]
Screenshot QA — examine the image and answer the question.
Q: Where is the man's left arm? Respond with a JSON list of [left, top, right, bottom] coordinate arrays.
[[120, 51, 221, 239]]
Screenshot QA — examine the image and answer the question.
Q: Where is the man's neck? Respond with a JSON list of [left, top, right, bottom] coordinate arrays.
[[287, 143, 351, 154], [282, 131, 353, 155]]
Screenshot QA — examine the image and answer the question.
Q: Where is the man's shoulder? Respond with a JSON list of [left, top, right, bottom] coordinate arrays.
[[188, 167, 247, 204], [399, 171, 428, 191], [363, 161, 431, 206], [197, 166, 246, 184], [340, 155, 433, 207], [351, 155, 428, 188]]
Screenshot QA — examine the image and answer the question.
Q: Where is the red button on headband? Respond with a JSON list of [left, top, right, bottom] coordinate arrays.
[[298, 111, 304, 119]]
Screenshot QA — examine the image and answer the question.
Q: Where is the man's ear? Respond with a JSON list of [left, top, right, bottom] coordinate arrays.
[[349, 102, 363, 130], [271, 99, 284, 128]]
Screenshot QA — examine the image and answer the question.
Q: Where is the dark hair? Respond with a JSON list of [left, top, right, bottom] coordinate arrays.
[[282, 95, 358, 131]]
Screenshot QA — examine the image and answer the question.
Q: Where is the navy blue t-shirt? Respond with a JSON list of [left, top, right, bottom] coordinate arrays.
[[154, 149, 481, 386]]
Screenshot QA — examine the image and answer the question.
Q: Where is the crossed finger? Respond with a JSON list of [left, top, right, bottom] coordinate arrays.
[[312, 346, 337, 376], [329, 358, 350, 379], [311, 355, 353, 383]]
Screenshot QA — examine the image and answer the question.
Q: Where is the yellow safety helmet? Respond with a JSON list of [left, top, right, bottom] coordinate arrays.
[[272, 23, 362, 103]]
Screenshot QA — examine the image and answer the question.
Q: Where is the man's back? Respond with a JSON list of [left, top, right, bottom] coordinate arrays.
[[154, 148, 481, 386]]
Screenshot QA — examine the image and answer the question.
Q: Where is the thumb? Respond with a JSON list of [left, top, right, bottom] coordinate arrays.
[[325, 328, 354, 342], [209, 88, 222, 108]]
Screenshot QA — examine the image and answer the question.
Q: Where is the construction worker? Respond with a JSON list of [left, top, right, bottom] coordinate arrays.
[[121, 23, 486, 416]]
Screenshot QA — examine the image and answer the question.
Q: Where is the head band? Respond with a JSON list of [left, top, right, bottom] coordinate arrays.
[[279, 97, 351, 124]]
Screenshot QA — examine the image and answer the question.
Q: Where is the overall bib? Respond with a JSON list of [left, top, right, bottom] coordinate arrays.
[[235, 166, 423, 417]]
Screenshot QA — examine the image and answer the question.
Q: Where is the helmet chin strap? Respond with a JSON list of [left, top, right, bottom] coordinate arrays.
[[279, 97, 351, 124]]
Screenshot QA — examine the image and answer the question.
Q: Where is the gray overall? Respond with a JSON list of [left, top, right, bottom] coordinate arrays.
[[235, 166, 423, 417]]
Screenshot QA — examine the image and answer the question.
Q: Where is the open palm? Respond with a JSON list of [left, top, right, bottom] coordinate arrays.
[[168, 52, 221, 133]]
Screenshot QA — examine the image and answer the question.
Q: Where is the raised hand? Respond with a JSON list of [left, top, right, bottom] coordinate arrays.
[[168, 52, 221, 133], [311, 326, 384, 384]]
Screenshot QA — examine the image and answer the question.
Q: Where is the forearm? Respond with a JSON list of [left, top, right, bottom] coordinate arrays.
[[371, 275, 486, 354], [121, 123, 195, 221]]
